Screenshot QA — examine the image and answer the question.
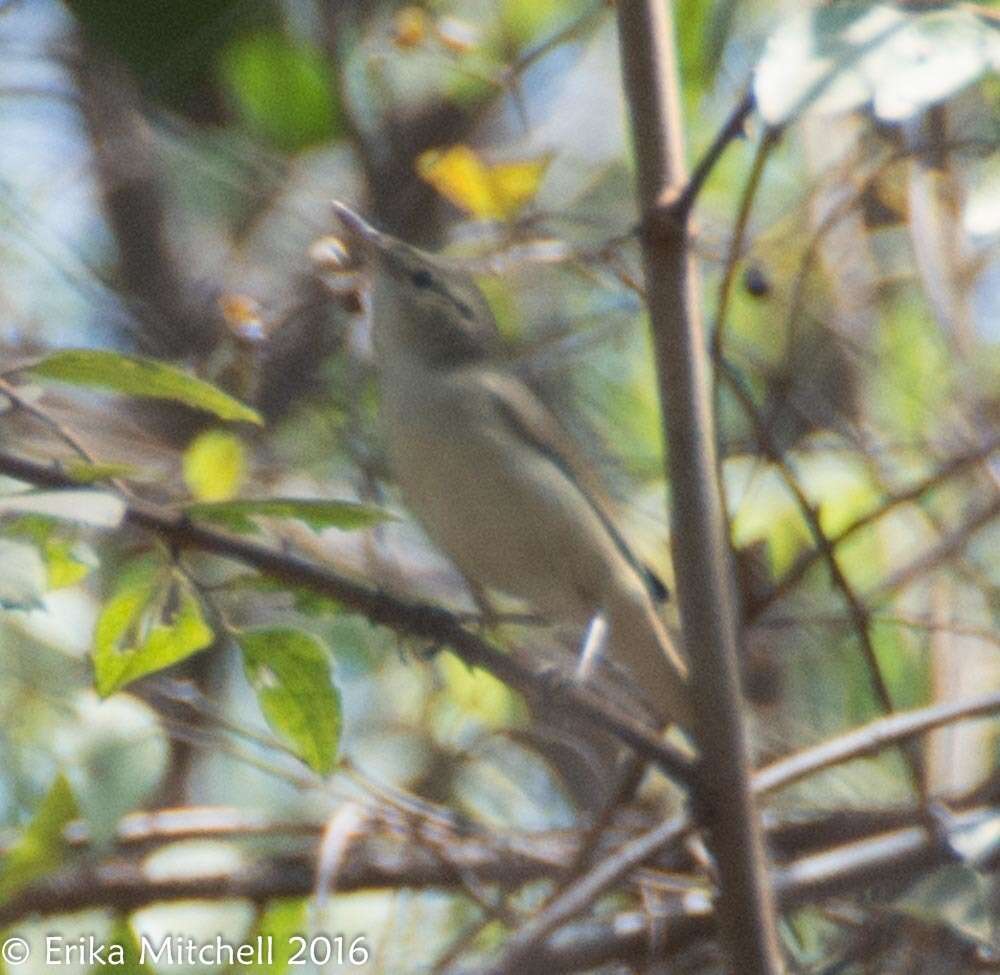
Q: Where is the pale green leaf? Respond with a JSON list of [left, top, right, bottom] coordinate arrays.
[[3, 516, 96, 590], [44, 537, 96, 589], [92, 556, 214, 696], [0, 774, 78, 902], [93, 919, 154, 975], [183, 429, 247, 502], [187, 497, 393, 534], [865, 10, 992, 121], [755, 6, 995, 125], [238, 628, 340, 774], [28, 350, 262, 425], [438, 652, 521, 729]]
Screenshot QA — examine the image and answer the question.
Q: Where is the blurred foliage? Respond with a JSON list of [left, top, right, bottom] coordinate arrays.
[[63, 0, 279, 115], [219, 32, 344, 151], [0, 0, 996, 971], [28, 350, 263, 424], [0, 774, 77, 901]]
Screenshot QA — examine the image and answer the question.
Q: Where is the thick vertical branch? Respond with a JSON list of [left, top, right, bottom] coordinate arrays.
[[615, 3, 784, 973]]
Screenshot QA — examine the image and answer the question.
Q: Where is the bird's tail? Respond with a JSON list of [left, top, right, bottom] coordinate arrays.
[[607, 586, 693, 732]]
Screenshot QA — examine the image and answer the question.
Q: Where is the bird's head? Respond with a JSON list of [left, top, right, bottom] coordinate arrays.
[[331, 201, 499, 368]]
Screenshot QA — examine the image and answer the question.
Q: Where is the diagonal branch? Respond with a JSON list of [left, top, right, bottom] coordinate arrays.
[[754, 432, 1000, 618], [717, 357, 925, 789], [0, 446, 697, 787], [464, 689, 1000, 970], [2, 696, 994, 960]]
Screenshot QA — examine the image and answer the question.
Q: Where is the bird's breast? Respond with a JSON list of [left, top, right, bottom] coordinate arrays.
[[378, 365, 590, 622]]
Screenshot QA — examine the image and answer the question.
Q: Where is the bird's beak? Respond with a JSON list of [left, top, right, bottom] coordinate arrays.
[[330, 201, 387, 257]]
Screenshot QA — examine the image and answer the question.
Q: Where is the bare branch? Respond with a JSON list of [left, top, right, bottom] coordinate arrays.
[[756, 690, 1000, 795], [717, 357, 926, 791], [452, 806, 994, 974], [468, 690, 1000, 969], [678, 89, 757, 216]]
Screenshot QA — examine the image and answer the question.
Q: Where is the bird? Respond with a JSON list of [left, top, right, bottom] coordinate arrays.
[[331, 201, 691, 731]]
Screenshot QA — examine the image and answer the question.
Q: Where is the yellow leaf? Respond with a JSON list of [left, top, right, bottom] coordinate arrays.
[[183, 430, 247, 502], [416, 145, 549, 221], [437, 652, 519, 728], [491, 159, 550, 212]]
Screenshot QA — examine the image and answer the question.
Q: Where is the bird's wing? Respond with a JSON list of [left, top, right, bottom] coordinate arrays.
[[476, 370, 669, 603]]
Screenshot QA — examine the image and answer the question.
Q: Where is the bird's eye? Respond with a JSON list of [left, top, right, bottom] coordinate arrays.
[[410, 269, 434, 289]]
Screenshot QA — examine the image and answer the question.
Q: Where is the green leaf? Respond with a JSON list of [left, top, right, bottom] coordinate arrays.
[[0, 774, 78, 902], [64, 460, 137, 484], [182, 429, 247, 502], [725, 457, 812, 577], [187, 497, 393, 534], [44, 536, 96, 589], [500, 0, 578, 47], [220, 32, 342, 152], [28, 350, 262, 425], [0, 489, 125, 528], [238, 628, 341, 774], [92, 556, 214, 696], [0, 537, 47, 609], [237, 898, 309, 975], [93, 919, 154, 975], [3, 516, 96, 590]]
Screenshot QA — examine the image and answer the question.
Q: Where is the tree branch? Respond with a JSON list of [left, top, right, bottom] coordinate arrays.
[[754, 432, 1000, 619], [756, 690, 1000, 795], [3, 687, 994, 962], [448, 806, 995, 974], [0, 446, 696, 787], [2, 796, 992, 967], [460, 690, 1000, 970], [615, 2, 783, 972]]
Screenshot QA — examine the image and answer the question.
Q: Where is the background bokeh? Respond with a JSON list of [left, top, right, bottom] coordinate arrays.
[[0, 1, 998, 971]]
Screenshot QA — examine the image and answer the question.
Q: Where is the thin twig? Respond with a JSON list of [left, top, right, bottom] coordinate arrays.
[[872, 496, 1000, 600], [677, 89, 757, 217], [717, 357, 924, 791], [754, 432, 1000, 618], [446, 806, 994, 975]]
